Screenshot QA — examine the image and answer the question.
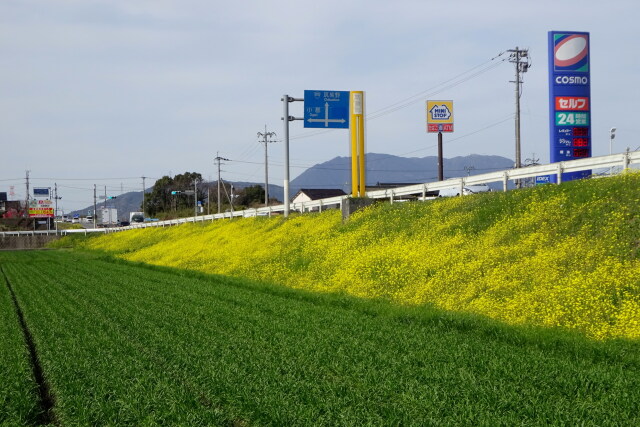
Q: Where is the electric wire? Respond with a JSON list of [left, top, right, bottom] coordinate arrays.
[[289, 52, 508, 142]]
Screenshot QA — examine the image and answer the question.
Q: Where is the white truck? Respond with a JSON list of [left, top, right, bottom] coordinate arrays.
[[99, 207, 118, 226], [129, 211, 144, 223]]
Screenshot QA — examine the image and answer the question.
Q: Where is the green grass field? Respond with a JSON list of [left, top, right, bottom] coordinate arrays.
[[0, 265, 39, 426], [1, 250, 639, 425]]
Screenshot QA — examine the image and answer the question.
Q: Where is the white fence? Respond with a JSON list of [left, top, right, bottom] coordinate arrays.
[[2, 151, 639, 237]]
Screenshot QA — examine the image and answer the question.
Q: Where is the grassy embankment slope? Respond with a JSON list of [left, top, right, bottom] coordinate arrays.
[[64, 172, 640, 340]]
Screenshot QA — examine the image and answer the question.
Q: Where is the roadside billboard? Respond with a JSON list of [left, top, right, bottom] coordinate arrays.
[[28, 199, 54, 218], [33, 187, 50, 198], [426, 100, 454, 133], [548, 31, 591, 181]]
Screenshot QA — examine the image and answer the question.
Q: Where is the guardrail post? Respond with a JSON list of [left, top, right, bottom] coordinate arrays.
[[459, 178, 464, 196], [503, 172, 508, 192], [557, 163, 563, 184]]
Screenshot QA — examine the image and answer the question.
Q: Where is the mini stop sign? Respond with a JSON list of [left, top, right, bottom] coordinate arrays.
[[426, 100, 454, 133]]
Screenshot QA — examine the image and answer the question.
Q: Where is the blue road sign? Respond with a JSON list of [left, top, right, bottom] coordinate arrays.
[[304, 90, 350, 129]]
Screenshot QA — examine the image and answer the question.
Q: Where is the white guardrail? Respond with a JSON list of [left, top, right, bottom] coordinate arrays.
[[2, 151, 639, 237]]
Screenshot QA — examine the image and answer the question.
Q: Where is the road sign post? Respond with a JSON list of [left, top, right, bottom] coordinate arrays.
[[282, 90, 355, 217], [282, 95, 303, 218]]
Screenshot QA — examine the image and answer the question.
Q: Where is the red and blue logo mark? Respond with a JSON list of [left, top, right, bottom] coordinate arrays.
[[554, 33, 589, 72]]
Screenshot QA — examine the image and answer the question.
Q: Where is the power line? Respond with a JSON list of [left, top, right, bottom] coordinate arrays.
[[28, 176, 147, 181], [288, 52, 508, 142]]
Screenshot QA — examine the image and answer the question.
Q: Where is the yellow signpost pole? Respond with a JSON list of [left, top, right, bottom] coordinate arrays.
[[350, 108, 358, 197], [350, 91, 365, 196]]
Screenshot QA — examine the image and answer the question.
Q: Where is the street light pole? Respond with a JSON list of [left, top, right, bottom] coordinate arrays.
[[609, 127, 616, 155], [610, 127, 617, 176]]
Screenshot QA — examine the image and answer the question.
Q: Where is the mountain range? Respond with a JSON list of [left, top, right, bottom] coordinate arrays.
[[70, 153, 514, 220]]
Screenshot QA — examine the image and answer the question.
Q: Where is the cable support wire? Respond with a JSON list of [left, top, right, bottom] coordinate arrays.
[[367, 61, 506, 120], [365, 56, 502, 117], [229, 158, 507, 173], [364, 113, 515, 164], [31, 176, 145, 181], [219, 178, 234, 211], [233, 140, 263, 163], [289, 52, 507, 142]]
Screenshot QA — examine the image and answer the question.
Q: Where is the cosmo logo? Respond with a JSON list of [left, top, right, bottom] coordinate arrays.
[[555, 75, 589, 85], [554, 33, 589, 72]]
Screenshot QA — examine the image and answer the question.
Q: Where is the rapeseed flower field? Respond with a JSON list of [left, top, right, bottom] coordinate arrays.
[[75, 172, 640, 340]]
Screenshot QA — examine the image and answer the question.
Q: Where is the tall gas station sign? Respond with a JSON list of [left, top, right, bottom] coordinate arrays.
[[548, 31, 591, 181]]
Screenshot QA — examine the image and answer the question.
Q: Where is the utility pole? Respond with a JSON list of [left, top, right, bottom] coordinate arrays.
[[524, 153, 540, 167], [523, 153, 540, 187], [141, 176, 147, 216], [54, 183, 58, 231], [93, 185, 97, 227], [24, 170, 30, 217], [508, 47, 531, 188], [194, 179, 198, 218], [257, 125, 277, 205], [53, 183, 63, 228], [214, 153, 229, 214]]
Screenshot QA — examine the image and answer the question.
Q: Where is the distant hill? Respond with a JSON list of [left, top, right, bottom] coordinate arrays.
[[69, 182, 286, 221], [70, 190, 146, 221], [70, 154, 514, 218], [289, 153, 514, 195]]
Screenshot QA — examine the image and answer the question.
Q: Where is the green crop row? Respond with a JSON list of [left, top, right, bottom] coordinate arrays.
[[2, 250, 639, 425], [0, 264, 39, 425]]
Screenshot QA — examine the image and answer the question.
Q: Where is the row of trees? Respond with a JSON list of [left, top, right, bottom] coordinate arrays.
[[143, 172, 271, 217]]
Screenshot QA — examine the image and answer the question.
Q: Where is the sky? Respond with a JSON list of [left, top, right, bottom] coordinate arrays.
[[1, 0, 638, 212]]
